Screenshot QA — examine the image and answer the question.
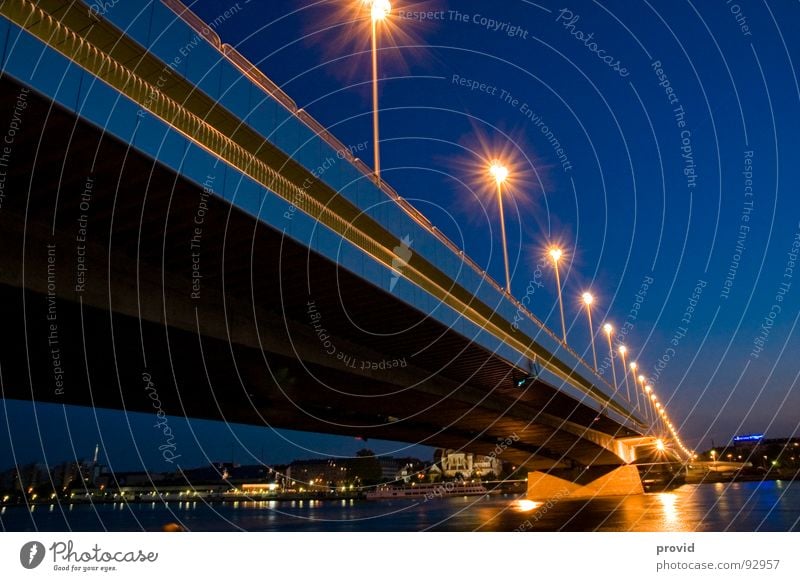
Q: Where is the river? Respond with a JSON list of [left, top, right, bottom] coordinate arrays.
[[2, 480, 798, 532]]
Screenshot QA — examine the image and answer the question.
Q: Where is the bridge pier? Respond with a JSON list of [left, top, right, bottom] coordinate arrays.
[[526, 465, 644, 501]]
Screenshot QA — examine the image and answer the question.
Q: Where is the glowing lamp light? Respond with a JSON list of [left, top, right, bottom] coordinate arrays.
[[603, 323, 613, 335], [549, 247, 563, 262], [656, 439, 666, 451], [489, 161, 509, 185], [582, 292, 594, 306], [630, 361, 638, 371], [369, 0, 391, 21], [619, 345, 627, 356], [645, 385, 653, 393]]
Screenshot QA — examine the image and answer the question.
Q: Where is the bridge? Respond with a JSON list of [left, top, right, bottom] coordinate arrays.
[[0, 0, 686, 499]]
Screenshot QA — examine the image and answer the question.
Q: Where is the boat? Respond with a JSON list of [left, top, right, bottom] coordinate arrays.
[[365, 481, 488, 499]]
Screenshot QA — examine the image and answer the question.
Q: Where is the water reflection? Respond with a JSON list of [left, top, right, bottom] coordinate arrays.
[[656, 493, 678, 526], [514, 499, 542, 513], [1, 481, 797, 532]]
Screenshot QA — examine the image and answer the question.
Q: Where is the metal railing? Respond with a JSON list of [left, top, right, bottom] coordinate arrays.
[[0, 0, 640, 427], [157, 0, 616, 397]]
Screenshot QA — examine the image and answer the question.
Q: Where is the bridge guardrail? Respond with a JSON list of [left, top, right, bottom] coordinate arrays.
[[158, 0, 612, 395], [0, 0, 641, 428]]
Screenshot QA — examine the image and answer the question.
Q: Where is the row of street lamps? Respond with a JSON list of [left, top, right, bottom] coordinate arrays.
[[488, 160, 691, 457], [357, 1, 689, 458]]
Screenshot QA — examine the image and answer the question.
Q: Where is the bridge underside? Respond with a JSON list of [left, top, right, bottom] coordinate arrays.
[[0, 75, 640, 469]]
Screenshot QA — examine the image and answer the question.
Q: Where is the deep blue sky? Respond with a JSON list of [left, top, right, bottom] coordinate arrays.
[[3, 0, 800, 472]]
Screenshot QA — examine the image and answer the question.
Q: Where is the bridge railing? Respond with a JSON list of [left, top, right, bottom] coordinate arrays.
[[155, 0, 615, 394], [9, 0, 633, 422]]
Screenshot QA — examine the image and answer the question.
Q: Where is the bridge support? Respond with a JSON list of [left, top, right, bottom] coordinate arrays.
[[527, 465, 643, 501]]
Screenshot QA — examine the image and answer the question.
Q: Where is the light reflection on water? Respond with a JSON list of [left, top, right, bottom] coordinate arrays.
[[514, 499, 542, 513], [1, 480, 798, 532], [657, 493, 678, 526]]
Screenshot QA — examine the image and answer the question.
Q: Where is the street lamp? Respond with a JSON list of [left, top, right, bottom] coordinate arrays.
[[365, 0, 391, 185], [603, 323, 618, 392], [581, 292, 598, 370], [618, 345, 630, 401], [549, 247, 567, 343], [489, 161, 511, 294], [639, 375, 650, 421], [629, 362, 640, 413], [647, 387, 658, 433]]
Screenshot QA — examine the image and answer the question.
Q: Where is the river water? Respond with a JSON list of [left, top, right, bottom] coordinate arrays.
[[2, 480, 798, 532]]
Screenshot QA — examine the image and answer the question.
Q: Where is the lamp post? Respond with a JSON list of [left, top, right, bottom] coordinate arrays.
[[639, 376, 649, 421], [366, 0, 391, 185], [549, 247, 567, 343], [489, 161, 511, 294], [603, 323, 617, 392], [581, 292, 598, 370], [618, 345, 630, 401], [629, 362, 640, 413], [650, 392, 664, 435]]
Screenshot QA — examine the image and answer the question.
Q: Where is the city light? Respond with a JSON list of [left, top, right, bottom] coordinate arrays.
[[489, 160, 511, 294], [489, 161, 509, 184], [656, 439, 666, 452], [549, 247, 567, 343], [367, 0, 391, 21]]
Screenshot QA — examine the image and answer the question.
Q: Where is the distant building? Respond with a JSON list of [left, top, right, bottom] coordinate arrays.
[[287, 459, 352, 489], [114, 471, 167, 487], [378, 457, 426, 482], [51, 461, 83, 490], [432, 449, 502, 479], [12, 463, 50, 492]]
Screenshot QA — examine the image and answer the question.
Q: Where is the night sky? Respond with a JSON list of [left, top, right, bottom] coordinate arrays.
[[2, 0, 800, 472]]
